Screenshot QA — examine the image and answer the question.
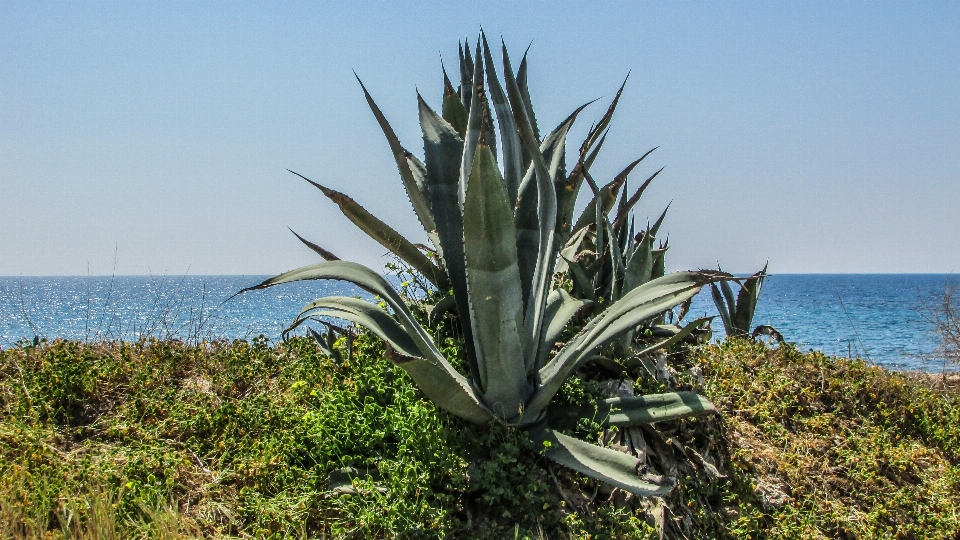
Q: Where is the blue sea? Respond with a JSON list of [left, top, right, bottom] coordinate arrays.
[[0, 274, 955, 372]]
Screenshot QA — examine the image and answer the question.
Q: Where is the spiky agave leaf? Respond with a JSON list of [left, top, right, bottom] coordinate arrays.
[[441, 68, 468, 137], [529, 423, 675, 497], [553, 225, 592, 276], [502, 43, 559, 371], [288, 228, 340, 261], [711, 281, 734, 333], [712, 264, 768, 337], [572, 174, 627, 234], [460, 41, 497, 199], [515, 45, 539, 143], [418, 95, 480, 383], [458, 40, 474, 111], [291, 170, 450, 291], [463, 139, 531, 418], [515, 104, 591, 311], [611, 159, 662, 230], [481, 32, 523, 206], [579, 75, 628, 160], [551, 391, 716, 429], [523, 271, 715, 422], [557, 77, 629, 243], [537, 288, 592, 368], [239, 261, 492, 424], [287, 296, 423, 359], [270, 273, 718, 497], [733, 264, 768, 333], [629, 316, 714, 358], [622, 227, 655, 296], [356, 77, 437, 237]]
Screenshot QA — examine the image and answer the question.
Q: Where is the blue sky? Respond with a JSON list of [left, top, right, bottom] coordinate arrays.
[[2, 1, 959, 275]]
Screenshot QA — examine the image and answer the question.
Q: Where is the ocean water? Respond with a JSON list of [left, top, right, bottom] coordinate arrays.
[[686, 274, 956, 371], [0, 274, 955, 372]]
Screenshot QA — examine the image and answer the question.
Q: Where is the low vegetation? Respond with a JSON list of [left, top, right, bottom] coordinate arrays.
[[1, 336, 958, 538], [5, 33, 957, 540], [920, 281, 960, 373]]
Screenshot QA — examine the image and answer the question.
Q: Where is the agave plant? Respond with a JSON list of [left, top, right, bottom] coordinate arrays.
[[710, 264, 769, 338], [554, 156, 717, 361], [241, 35, 721, 497], [556, 152, 665, 303]]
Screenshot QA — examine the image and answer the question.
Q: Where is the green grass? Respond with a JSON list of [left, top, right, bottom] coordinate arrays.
[[1, 336, 958, 538]]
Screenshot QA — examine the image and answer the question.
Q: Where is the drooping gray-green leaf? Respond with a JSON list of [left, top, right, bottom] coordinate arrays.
[[586, 355, 630, 377], [287, 296, 423, 360], [630, 316, 714, 359], [389, 347, 494, 425], [583, 272, 709, 351], [240, 262, 424, 354], [529, 424, 675, 497], [426, 294, 457, 326], [238, 261, 492, 424], [552, 391, 716, 428], [752, 324, 783, 342], [463, 142, 530, 418]]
